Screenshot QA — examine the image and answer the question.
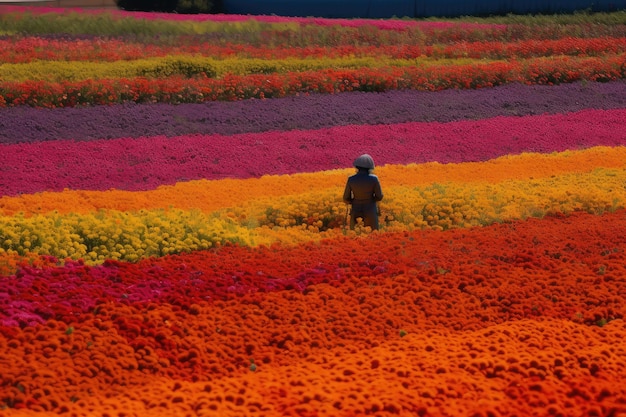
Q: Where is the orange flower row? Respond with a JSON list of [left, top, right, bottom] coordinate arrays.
[[2, 146, 624, 217]]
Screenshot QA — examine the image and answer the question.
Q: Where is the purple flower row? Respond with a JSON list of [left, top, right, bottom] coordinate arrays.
[[1, 108, 625, 196], [1, 81, 625, 145]]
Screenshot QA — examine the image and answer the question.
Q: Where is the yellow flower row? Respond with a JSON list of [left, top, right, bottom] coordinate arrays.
[[246, 168, 624, 232], [0, 55, 491, 82], [1, 147, 625, 266], [0, 168, 623, 263], [0, 209, 271, 263]]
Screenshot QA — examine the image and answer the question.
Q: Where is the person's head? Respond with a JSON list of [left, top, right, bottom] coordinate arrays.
[[353, 154, 375, 172]]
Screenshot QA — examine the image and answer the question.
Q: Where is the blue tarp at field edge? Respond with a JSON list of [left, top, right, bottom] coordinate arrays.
[[222, 0, 626, 18]]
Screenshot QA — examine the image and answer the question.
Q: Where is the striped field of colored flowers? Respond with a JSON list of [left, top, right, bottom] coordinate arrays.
[[1, 6, 626, 417]]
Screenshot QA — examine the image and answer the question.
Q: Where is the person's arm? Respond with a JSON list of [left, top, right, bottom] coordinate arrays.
[[373, 178, 383, 202], [343, 181, 353, 204]]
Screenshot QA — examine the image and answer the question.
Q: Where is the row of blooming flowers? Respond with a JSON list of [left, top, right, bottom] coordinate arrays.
[[1, 6, 626, 417], [2, 211, 625, 415], [0, 7, 625, 108], [2, 36, 626, 63], [1, 55, 625, 107], [2, 81, 625, 145], [2, 106, 625, 195], [2, 146, 626, 266]]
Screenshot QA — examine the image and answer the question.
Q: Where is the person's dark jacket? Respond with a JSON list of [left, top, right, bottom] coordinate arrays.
[[343, 169, 383, 229]]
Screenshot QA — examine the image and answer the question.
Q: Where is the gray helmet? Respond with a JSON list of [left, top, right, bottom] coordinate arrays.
[[353, 154, 375, 169]]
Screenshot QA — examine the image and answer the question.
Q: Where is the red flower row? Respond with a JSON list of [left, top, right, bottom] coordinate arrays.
[[1, 210, 625, 415], [1, 55, 624, 107]]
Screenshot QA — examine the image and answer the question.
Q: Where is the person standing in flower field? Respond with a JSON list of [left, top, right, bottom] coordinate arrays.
[[343, 154, 384, 230]]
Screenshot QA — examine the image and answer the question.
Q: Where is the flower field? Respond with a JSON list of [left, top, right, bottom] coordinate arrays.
[[1, 6, 626, 417]]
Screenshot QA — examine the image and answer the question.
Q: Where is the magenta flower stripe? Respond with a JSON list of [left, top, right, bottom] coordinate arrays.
[[1, 108, 625, 196]]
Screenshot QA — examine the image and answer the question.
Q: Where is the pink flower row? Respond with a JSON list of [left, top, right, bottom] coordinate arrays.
[[1, 108, 625, 196]]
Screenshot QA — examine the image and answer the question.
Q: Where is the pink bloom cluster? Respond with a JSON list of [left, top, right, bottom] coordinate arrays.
[[1, 108, 624, 196]]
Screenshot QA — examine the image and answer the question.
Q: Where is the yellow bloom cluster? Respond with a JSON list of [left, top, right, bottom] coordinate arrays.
[[0, 56, 488, 82], [230, 167, 625, 231], [1, 147, 624, 266], [0, 208, 275, 263]]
